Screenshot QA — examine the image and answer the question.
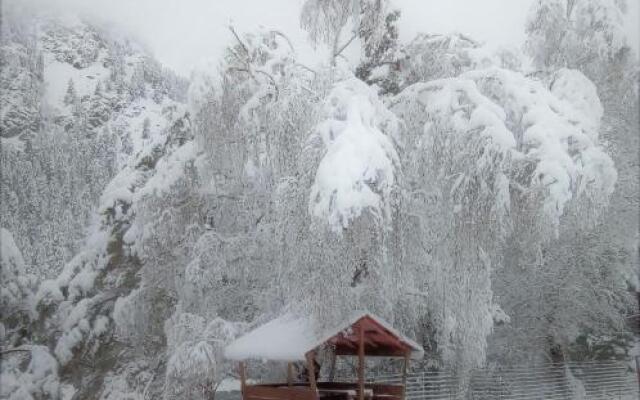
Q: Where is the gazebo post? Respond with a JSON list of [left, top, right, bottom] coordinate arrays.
[[306, 352, 318, 392], [401, 353, 410, 400], [329, 346, 337, 382], [358, 324, 365, 400], [239, 361, 247, 395], [287, 362, 293, 387]]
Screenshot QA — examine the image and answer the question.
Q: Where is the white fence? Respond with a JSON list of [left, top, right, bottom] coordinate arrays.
[[368, 359, 639, 400]]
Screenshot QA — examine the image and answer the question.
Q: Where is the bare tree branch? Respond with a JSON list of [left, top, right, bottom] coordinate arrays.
[[0, 346, 32, 356], [228, 25, 250, 57], [334, 33, 357, 60]]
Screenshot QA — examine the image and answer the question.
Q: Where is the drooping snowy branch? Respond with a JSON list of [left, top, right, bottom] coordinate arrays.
[[308, 78, 400, 233]]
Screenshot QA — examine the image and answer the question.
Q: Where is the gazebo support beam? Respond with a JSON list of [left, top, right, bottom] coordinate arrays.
[[306, 352, 317, 392], [358, 325, 365, 400], [401, 353, 409, 400], [239, 361, 247, 395], [287, 362, 293, 387], [329, 347, 337, 382]]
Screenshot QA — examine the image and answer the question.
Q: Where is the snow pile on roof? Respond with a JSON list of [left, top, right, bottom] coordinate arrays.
[[224, 311, 423, 361], [225, 314, 315, 361]]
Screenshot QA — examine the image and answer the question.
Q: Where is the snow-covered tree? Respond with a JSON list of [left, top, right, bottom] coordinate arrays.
[[1, 4, 637, 398], [164, 313, 246, 400], [0, 14, 43, 141], [0, 345, 61, 400], [300, 0, 356, 66], [398, 32, 492, 88], [499, 0, 640, 365], [308, 78, 400, 232], [142, 117, 151, 139], [355, 4, 401, 94], [1, 228, 36, 346], [391, 65, 617, 373], [63, 78, 76, 106], [311, 78, 399, 315], [525, 0, 629, 81], [301, 0, 397, 72]]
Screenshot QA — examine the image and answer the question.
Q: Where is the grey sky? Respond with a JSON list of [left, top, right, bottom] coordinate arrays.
[[10, 0, 640, 77]]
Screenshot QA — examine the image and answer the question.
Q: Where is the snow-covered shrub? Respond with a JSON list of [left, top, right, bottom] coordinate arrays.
[[0, 345, 60, 400], [164, 313, 246, 400]]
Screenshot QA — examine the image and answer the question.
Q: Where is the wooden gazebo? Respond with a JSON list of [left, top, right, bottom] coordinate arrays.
[[224, 312, 424, 400]]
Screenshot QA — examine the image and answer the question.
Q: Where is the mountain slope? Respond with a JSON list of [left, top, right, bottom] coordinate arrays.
[[1, 13, 194, 400]]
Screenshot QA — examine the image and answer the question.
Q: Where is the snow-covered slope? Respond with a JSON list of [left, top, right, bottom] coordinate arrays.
[[1, 14, 194, 400]]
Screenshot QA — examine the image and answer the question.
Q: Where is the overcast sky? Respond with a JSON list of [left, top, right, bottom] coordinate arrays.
[[11, 0, 640, 77]]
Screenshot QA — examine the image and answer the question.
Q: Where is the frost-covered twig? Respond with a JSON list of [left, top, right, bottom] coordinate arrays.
[[0, 346, 33, 356], [228, 25, 250, 57], [334, 33, 357, 60], [273, 30, 295, 53]]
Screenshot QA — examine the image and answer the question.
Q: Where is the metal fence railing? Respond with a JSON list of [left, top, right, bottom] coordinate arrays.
[[366, 359, 639, 400]]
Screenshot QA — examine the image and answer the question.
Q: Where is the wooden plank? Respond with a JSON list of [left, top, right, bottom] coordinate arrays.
[[364, 336, 379, 349], [334, 348, 407, 357], [335, 337, 359, 351], [307, 352, 317, 392], [288, 362, 293, 387], [359, 316, 414, 356], [317, 382, 402, 396], [240, 362, 247, 398], [245, 385, 317, 400], [370, 385, 403, 396], [358, 324, 365, 400]]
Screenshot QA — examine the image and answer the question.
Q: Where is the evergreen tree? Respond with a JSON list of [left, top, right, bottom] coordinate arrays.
[[142, 117, 150, 139], [63, 78, 76, 106], [355, 7, 401, 94]]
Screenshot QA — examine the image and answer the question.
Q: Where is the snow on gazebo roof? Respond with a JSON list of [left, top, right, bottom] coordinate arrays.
[[224, 311, 424, 361]]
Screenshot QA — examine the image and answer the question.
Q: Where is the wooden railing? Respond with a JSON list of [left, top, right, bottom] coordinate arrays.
[[244, 385, 318, 400], [242, 382, 404, 400], [319, 382, 403, 400]]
